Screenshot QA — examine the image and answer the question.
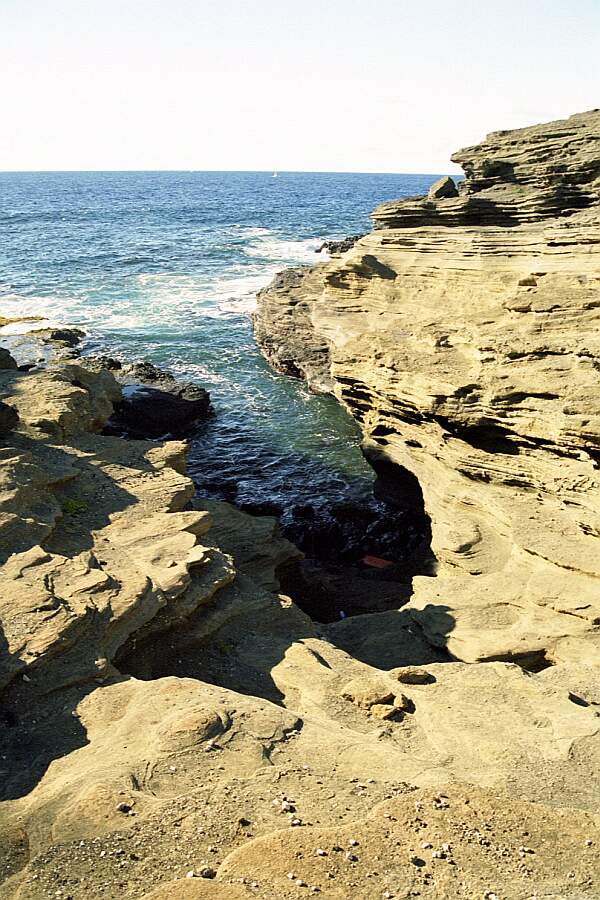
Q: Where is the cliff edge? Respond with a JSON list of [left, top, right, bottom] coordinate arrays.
[[255, 110, 600, 667]]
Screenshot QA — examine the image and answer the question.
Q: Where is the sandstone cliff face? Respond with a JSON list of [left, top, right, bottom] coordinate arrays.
[[254, 110, 600, 668]]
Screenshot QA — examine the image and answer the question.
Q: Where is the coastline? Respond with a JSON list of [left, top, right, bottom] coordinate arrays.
[[1, 113, 600, 898]]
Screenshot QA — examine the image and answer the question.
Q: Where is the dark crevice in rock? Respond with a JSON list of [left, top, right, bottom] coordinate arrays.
[[485, 650, 554, 673], [435, 416, 520, 455], [279, 447, 435, 624]]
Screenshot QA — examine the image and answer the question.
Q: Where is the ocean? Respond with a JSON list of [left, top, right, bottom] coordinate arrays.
[[0, 170, 438, 554]]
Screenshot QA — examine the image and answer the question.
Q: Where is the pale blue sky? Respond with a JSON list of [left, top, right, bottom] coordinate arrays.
[[1, 0, 599, 172]]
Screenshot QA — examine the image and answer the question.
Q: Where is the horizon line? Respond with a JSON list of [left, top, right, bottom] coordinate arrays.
[[0, 168, 458, 177]]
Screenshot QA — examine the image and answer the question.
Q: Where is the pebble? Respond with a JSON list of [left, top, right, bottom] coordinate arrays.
[[348, 839, 359, 846], [115, 802, 132, 814], [296, 879, 308, 887], [287, 872, 296, 880], [585, 838, 593, 846], [346, 852, 358, 862], [383, 893, 395, 899], [316, 848, 328, 856], [199, 866, 216, 879], [291, 817, 302, 826], [421, 841, 433, 849]]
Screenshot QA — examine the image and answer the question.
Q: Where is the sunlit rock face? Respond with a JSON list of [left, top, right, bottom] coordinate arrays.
[[255, 109, 600, 665]]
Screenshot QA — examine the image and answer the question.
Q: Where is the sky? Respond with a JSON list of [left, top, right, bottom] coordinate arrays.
[[1, 0, 599, 173]]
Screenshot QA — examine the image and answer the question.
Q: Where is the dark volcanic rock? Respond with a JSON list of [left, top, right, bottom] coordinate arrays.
[[106, 384, 211, 439], [0, 401, 19, 436], [317, 234, 365, 256], [35, 328, 86, 349], [0, 349, 18, 370], [89, 357, 212, 439]]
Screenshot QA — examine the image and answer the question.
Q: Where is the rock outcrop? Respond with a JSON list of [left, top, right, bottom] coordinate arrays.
[[254, 109, 600, 668], [1, 110, 600, 900], [1, 343, 600, 898]]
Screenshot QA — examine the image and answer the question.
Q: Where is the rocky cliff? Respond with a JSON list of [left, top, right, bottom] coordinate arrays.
[[255, 109, 600, 670], [1, 111, 600, 900]]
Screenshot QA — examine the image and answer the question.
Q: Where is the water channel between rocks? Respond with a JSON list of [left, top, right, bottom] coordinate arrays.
[[0, 170, 440, 618]]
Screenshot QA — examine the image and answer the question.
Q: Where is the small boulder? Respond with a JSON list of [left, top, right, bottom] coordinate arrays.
[[106, 384, 211, 439], [0, 348, 18, 370], [427, 176, 458, 200], [0, 401, 19, 436], [392, 692, 412, 711], [369, 703, 397, 720], [341, 676, 397, 709], [392, 666, 434, 685], [36, 327, 86, 348]]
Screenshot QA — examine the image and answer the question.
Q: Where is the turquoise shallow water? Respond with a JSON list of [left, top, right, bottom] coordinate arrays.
[[0, 171, 438, 549]]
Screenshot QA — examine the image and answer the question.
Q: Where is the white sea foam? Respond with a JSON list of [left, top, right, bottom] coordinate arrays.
[[244, 236, 327, 262], [0, 293, 86, 333]]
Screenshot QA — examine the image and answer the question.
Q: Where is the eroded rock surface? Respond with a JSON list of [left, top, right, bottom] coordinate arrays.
[[1, 110, 600, 900], [255, 109, 600, 668]]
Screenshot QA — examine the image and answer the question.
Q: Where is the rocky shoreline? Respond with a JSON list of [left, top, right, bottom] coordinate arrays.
[[0, 110, 599, 899]]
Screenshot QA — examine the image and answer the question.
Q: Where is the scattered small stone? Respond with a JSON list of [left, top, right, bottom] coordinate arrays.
[[421, 841, 433, 850], [287, 872, 296, 880], [316, 848, 328, 856], [348, 839, 359, 846], [585, 838, 593, 846], [291, 817, 302, 826], [199, 866, 216, 879], [410, 856, 426, 867], [346, 852, 358, 862], [116, 802, 132, 814], [185, 871, 195, 879], [295, 879, 308, 887], [393, 667, 433, 685]]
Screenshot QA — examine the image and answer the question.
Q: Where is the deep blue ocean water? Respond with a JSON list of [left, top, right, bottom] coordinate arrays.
[[0, 171, 438, 540]]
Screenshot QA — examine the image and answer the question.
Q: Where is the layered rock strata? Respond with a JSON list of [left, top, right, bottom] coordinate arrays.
[[254, 109, 600, 667], [1, 349, 599, 898], [1, 109, 600, 899]]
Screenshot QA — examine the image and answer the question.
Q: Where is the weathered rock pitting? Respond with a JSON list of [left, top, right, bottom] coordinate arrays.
[[255, 109, 600, 667]]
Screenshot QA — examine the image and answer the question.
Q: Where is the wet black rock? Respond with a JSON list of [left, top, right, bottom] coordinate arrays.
[[106, 385, 211, 439], [36, 327, 86, 349], [88, 356, 212, 439], [317, 234, 365, 255]]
